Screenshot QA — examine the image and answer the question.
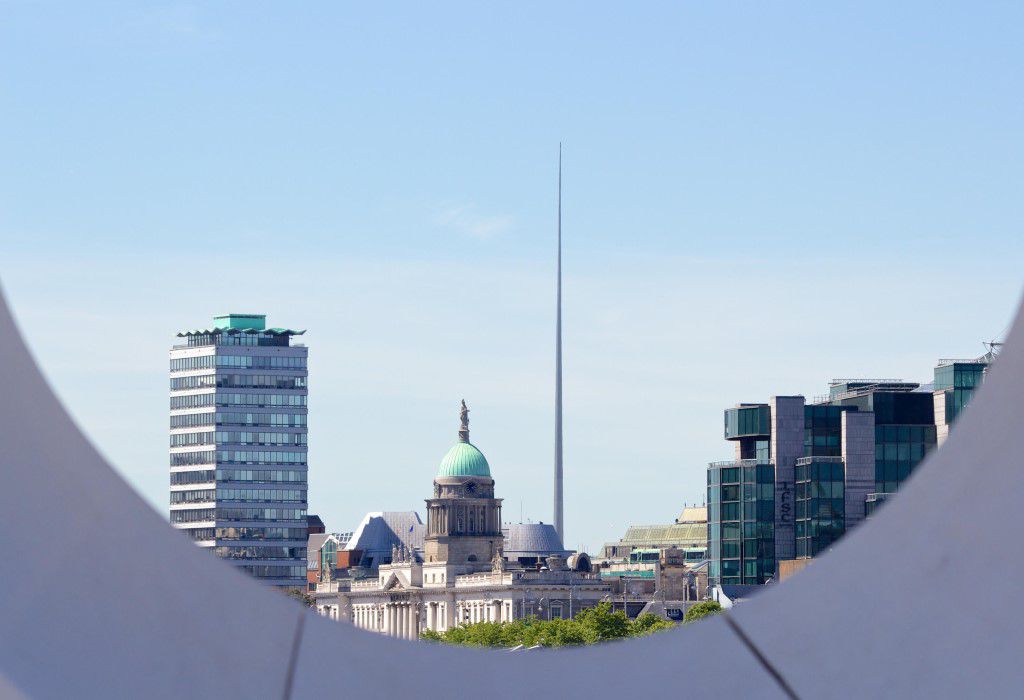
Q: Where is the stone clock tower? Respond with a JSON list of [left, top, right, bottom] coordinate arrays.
[[423, 401, 503, 571]]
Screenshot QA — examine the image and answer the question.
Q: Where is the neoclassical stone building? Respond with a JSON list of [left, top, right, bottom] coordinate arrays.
[[313, 402, 609, 639]]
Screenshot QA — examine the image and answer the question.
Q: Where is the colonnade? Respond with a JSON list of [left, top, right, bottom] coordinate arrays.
[[455, 600, 506, 625], [346, 597, 553, 638], [351, 602, 421, 640]]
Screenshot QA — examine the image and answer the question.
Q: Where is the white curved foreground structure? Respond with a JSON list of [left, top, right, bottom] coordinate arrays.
[[1, 286, 1022, 699]]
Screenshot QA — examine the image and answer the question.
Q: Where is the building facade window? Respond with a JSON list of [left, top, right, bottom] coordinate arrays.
[[707, 460, 774, 586], [795, 458, 845, 558]]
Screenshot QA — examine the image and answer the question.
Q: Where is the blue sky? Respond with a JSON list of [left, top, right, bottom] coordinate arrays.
[[2, 2, 1022, 550]]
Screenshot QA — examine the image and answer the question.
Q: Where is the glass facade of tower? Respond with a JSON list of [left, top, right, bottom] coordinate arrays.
[[803, 404, 851, 457], [830, 390, 936, 494], [169, 314, 308, 587], [710, 359, 990, 582], [707, 460, 775, 585], [794, 457, 845, 558], [934, 361, 986, 426]]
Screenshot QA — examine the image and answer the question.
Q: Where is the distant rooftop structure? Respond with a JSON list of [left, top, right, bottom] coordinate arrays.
[[619, 523, 706, 548], [502, 523, 571, 561], [345, 511, 425, 569], [601, 514, 709, 560], [827, 380, 919, 402], [176, 313, 305, 337], [676, 506, 707, 524], [307, 515, 326, 535], [214, 313, 266, 330]]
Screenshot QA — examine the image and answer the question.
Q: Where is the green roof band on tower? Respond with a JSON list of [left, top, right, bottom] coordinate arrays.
[[437, 400, 491, 478], [176, 313, 305, 337], [214, 314, 266, 331]]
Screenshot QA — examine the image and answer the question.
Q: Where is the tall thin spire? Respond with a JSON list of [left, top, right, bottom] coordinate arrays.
[[459, 399, 470, 443], [554, 144, 564, 544]]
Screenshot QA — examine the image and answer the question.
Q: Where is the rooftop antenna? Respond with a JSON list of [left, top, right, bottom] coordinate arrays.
[[554, 143, 564, 545]]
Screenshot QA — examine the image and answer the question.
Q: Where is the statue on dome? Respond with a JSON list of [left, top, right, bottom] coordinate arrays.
[[459, 400, 470, 443]]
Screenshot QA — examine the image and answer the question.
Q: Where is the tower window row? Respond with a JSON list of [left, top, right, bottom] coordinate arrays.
[[170, 355, 306, 372], [170, 431, 307, 448], [169, 412, 307, 429]]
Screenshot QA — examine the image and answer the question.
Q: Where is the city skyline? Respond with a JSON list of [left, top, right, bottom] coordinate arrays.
[[3, 3, 1023, 550], [4, 285, 1015, 552]]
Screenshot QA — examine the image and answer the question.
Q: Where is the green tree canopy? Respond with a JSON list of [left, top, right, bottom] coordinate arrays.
[[421, 602, 677, 648], [683, 600, 722, 623]]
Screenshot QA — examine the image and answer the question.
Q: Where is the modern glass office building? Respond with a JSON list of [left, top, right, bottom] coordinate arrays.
[[169, 314, 309, 587], [709, 354, 993, 584], [707, 459, 775, 585], [828, 383, 936, 495], [934, 359, 989, 447], [794, 457, 845, 558]]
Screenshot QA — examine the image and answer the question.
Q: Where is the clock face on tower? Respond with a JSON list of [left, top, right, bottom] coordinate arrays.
[[465, 482, 477, 495]]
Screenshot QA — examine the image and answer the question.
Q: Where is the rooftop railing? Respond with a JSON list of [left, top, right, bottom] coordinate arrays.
[[708, 459, 759, 468], [935, 358, 989, 367], [796, 456, 844, 465]]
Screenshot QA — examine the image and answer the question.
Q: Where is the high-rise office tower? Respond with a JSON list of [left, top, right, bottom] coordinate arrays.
[[708, 354, 993, 586], [169, 313, 309, 587]]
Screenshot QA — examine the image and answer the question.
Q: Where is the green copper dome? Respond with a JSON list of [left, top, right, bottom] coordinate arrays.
[[437, 400, 491, 478], [437, 441, 491, 478]]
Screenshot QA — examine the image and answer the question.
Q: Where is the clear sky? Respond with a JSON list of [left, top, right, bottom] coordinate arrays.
[[2, 2, 1022, 551]]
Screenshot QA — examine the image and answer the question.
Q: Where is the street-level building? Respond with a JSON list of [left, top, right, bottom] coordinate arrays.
[[307, 532, 352, 592], [169, 313, 309, 587], [599, 548, 708, 620]]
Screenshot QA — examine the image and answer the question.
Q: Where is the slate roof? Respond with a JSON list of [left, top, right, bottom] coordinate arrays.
[[502, 523, 572, 558], [346, 511, 425, 568]]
